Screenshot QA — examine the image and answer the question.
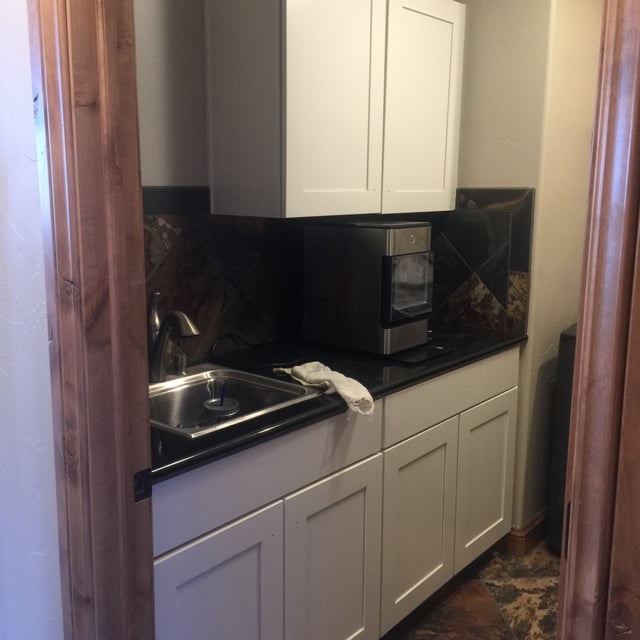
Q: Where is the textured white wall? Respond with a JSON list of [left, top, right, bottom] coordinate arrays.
[[134, 0, 208, 186], [459, 0, 603, 528], [0, 1, 64, 638], [458, 0, 552, 187], [515, 0, 604, 527]]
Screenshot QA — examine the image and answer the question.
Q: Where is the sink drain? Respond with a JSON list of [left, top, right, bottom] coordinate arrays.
[[202, 397, 240, 419]]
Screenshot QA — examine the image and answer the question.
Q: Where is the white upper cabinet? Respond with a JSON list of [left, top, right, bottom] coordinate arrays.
[[285, 0, 386, 217], [206, 0, 465, 217], [382, 0, 465, 213]]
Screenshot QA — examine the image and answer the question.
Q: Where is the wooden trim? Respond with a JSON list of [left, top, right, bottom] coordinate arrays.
[[606, 211, 640, 636], [27, 0, 154, 637], [557, 0, 640, 638], [496, 511, 547, 558]]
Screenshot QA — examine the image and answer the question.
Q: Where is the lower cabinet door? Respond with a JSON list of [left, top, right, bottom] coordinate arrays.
[[154, 501, 283, 640], [455, 387, 518, 572], [380, 415, 459, 634], [284, 454, 383, 640]]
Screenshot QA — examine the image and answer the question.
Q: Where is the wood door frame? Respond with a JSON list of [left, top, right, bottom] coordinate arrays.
[[25, 0, 639, 637], [557, 0, 640, 638], [605, 220, 640, 635], [27, 0, 154, 637]]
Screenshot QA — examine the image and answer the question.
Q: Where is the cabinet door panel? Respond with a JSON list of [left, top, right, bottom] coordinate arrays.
[[455, 388, 518, 572], [286, 0, 386, 216], [383, 0, 465, 212], [285, 455, 383, 640], [154, 501, 283, 640], [381, 416, 458, 634]]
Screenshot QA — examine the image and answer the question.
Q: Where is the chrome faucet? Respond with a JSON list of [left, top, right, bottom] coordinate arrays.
[[148, 293, 200, 382]]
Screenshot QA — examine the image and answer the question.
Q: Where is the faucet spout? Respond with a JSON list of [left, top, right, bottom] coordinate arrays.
[[167, 310, 199, 337]]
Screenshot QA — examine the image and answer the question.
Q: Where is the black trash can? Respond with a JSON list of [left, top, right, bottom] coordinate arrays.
[[547, 323, 577, 555]]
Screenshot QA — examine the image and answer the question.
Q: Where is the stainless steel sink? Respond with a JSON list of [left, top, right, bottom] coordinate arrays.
[[149, 365, 320, 439]]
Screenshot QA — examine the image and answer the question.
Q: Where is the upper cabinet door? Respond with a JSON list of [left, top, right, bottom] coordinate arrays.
[[285, 0, 386, 217], [382, 0, 465, 213]]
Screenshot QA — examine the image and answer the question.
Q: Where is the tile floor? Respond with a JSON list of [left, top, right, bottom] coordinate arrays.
[[383, 541, 561, 640]]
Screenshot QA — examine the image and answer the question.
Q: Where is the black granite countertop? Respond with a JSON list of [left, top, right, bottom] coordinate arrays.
[[151, 328, 526, 483]]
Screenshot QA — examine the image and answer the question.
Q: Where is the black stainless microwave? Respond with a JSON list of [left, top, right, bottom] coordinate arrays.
[[302, 220, 433, 354]]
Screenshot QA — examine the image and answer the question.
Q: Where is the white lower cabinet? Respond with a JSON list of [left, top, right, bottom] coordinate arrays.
[[380, 348, 519, 634], [152, 349, 521, 640], [285, 455, 383, 640], [454, 387, 518, 572], [380, 416, 458, 635], [153, 455, 383, 640], [154, 501, 284, 640]]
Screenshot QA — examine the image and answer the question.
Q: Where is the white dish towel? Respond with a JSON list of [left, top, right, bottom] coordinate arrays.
[[274, 361, 374, 416]]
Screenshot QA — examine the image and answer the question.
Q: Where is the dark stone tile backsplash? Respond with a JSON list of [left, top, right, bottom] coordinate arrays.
[[416, 188, 534, 333], [143, 188, 533, 361], [457, 188, 535, 273], [423, 209, 513, 331], [437, 187, 535, 333], [144, 214, 302, 361]]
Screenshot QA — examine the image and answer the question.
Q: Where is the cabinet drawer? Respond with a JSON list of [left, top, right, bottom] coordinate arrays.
[[383, 347, 519, 447], [153, 401, 382, 555]]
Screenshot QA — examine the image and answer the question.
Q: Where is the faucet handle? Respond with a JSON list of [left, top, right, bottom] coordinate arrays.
[[175, 351, 188, 376]]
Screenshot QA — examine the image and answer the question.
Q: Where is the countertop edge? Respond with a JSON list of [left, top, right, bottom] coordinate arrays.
[[371, 334, 527, 397]]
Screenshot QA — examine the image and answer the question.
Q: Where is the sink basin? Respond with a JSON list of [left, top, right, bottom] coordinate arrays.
[[149, 365, 320, 439]]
